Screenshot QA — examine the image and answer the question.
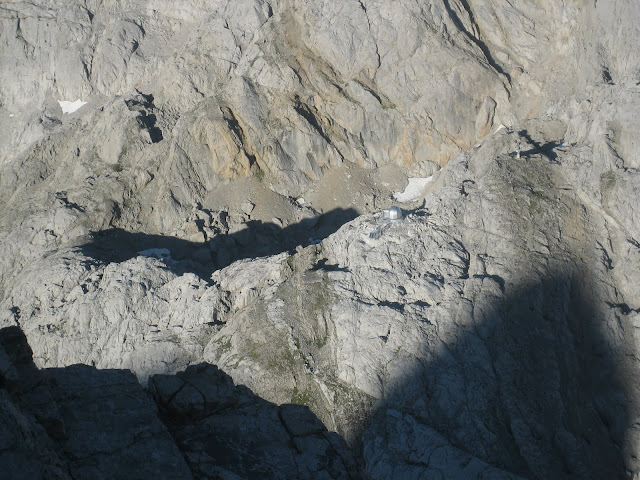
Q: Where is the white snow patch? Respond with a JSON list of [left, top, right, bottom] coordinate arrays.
[[393, 177, 433, 203], [138, 248, 172, 260], [8, 114, 14, 118], [58, 99, 87, 114], [494, 124, 506, 133]]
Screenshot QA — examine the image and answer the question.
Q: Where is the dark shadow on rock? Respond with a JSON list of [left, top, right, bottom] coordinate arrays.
[[126, 93, 164, 143], [313, 258, 350, 272], [5, 213, 631, 477], [0, 326, 360, 480], [137, 112, 163, 143], [442, 0, 511, 83], [359, 269, 630, 479], [150, 363, 360, 479], [79, 207, 358, 282], [518, 129, 562, 161], [0, 325, 192, 479]]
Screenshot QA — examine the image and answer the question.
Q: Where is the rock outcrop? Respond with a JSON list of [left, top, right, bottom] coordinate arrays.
[[0, 326, 358, 479], [2, 0, 640, 478]]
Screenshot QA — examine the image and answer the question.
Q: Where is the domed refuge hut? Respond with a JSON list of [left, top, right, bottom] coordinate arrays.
[[382, 206, 403, 221]]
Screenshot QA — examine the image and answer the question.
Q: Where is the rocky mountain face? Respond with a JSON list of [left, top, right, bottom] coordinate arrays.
[[0, 326, 357, 479], [1, 0, 640, 478]]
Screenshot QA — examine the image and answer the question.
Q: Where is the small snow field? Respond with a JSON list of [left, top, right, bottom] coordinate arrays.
[[58, 99, 87, 114], [138, 248, 172, 260], [393, 176, 433, 203]]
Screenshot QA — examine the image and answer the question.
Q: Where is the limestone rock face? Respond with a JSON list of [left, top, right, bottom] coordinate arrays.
[[202, 129, 639, 478], [0, 327, 359, 480], [1, 0, 511, 196], [0, 325, 192, 480], [5, 127, 637, 478], [2, 0, 640, 479], [150, 363, 358, 479]]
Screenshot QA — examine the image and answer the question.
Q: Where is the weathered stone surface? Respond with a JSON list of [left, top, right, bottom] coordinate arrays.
[[3, 128, 638, 476], [0, 252, 220, 381], [0, 328, 70, 480], [2, 0, 640, 478], [151, 364, 359, 480], [0, 326, 193, 479], [0, 326, 360, 479], [151, 363, 238, 418], [46, 365, 194, 480], [0, 0, 512, 201], [201, 131, 638, 478], [0, 389, 71, 480], [279, 403, 327, 437], [364, 409, 526, 480]]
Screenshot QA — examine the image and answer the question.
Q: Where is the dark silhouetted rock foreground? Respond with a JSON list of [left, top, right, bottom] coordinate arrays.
[[0, 326, 358, 479]]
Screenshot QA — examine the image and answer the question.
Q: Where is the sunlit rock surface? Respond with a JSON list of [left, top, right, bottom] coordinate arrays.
[[2, 0, 640, 478]]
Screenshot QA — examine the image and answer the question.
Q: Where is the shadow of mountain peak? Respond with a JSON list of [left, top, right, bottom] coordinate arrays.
[[80, 207, 358, 281], [361, 268, 629, 479]]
